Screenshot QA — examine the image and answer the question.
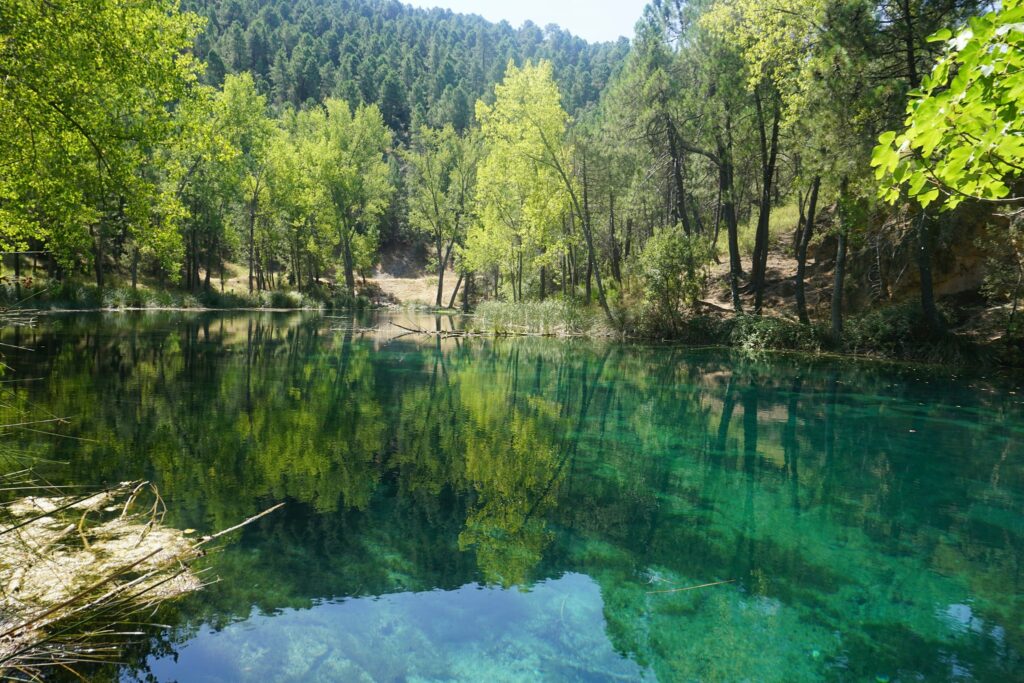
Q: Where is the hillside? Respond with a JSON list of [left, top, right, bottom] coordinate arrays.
[[184, 0, 630, 132]]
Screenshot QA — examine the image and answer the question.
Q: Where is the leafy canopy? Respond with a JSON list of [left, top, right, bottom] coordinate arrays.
[[872, 0, 1024, 209]]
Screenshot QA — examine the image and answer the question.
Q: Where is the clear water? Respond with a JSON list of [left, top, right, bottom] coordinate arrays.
[[3, 312, 1023, 682]]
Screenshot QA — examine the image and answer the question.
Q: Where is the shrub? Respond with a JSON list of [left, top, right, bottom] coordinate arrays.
[[978, 218, 1024, 336], [844, 301, 937, 356], [843, 301, 976, 363], [729, 315, 823, 353], [637, 226, 716, 336]]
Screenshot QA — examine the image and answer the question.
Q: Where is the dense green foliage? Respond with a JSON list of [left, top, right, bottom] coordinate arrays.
[[873, 0, 1024, 210], [1, 0, 1021, 351], [0, 0, 204, 275], [182, 0, 628, 124]]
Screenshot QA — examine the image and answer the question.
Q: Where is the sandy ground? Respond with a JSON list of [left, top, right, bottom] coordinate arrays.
[[368, 269, 458, 308]]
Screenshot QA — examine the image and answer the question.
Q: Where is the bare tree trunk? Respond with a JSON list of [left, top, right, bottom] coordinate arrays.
[[131, 246, 139, 291], [463, 271, 473, 312], [916, 211, 944, 334], [435, 239, 447, 308], [795, 176, 821, 324], [192, 227, 201, 292], [93, 228, 104, 289], [205, 237, 214, 291], [624, 218, 633, 260], [584, 256, 592, 305], [609, 193, 622, 283], [579, 154, 612, 321], [716, 132, 743, 313], [247, 193, 257, 294], [666, 118, 692, 235], [831, 231, 847, 341], [448, 273, 464, 309], [341, 229, 356, 296], [752, 87, 781, 314]]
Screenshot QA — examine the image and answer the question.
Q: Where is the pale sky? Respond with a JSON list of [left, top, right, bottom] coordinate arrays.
[[403, 0, 648, 43]]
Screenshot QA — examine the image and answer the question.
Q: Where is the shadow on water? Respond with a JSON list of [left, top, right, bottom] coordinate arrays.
[[2, 311, 1022, 681]]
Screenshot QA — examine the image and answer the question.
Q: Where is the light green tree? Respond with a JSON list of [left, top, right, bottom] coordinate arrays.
[[212, 73, 277, 293], [405, 125, 481, 307], [468, 61, 605, 312], [872, 0, 1024, 210], [297, 100, 393, 295], [0, 0, 205, 284]]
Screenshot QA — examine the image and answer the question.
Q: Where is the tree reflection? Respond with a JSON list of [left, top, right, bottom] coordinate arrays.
[[1, 315, 1022, 682]]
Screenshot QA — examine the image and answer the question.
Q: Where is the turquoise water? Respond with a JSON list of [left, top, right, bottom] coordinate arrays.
[[3, 312, 1023, 682]]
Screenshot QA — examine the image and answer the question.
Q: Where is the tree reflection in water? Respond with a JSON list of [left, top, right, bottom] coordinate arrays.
[[2, 312, 1022, 682]]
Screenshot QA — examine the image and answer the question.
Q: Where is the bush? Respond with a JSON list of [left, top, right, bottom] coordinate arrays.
[[637, 226, 716, 336], [846, 302, 947, 352], [670, 314, 735, 345], [729, 315, 823, 353], [978, 218, 1024, 336], [843, 301, 975, 362]]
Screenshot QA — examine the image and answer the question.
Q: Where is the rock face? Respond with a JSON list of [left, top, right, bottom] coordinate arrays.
[[807, 205, 994, 309]]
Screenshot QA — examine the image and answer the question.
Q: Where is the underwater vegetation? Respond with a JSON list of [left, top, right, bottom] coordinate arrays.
[[1, 312, 1021, 681]]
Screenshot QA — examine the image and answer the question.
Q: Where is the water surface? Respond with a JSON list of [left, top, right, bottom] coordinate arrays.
[[3, 312, 1022, 682]]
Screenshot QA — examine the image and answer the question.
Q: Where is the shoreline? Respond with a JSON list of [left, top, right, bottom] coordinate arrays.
[[5, 305, 1019, 372]]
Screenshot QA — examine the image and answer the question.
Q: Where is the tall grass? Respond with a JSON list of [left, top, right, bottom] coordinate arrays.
[[0, 280, 328, 311], [469, 300, 604, 336]]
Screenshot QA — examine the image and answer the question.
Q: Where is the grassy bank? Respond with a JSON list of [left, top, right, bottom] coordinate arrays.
[[0, 280, 372, 312], [458, 299, 1019, 367]]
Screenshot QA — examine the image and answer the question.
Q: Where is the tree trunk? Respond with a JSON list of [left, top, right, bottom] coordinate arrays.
[[609, 194, 622, 283], [916, 211, 944, 334], [204, 237, 214, 291], [247, 194, 257, 294], [192, 227, 201, 292], [463, 271, 473, 312], [93, 228, 104, 289], [666, 118, 692, 235], [435, 241, 446, 308], [579, 154, 612, 322], [795, 176, 821, 324], [131, 246, 139, 291], [716, 132, 743, 313], [584, 256, 592, 305], [831, 230, 847, 341], [539, 265, 546, 301], [562, 254, 567, 297], [341, 229, 356, 296], [448, 273, 463, 309], [516, 250, 523, 302], [624, 218, 633, 260], [901, 0, 920, 89], [752, 87, 781, 314]]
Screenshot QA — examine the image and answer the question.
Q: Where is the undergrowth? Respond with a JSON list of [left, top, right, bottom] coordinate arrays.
[[469, 300, 604, 336], [0, 280, 373, 311]]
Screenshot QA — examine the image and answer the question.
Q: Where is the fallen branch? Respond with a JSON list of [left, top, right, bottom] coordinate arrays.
[[646, 579, 735, 595]]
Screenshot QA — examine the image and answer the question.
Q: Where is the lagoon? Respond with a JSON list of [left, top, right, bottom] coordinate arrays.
[[4, 312, 1022, 682]]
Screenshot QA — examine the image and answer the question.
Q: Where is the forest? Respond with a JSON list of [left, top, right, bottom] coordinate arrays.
[[1, 0, 1023, 360], [2, 2, 1024, 678]]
